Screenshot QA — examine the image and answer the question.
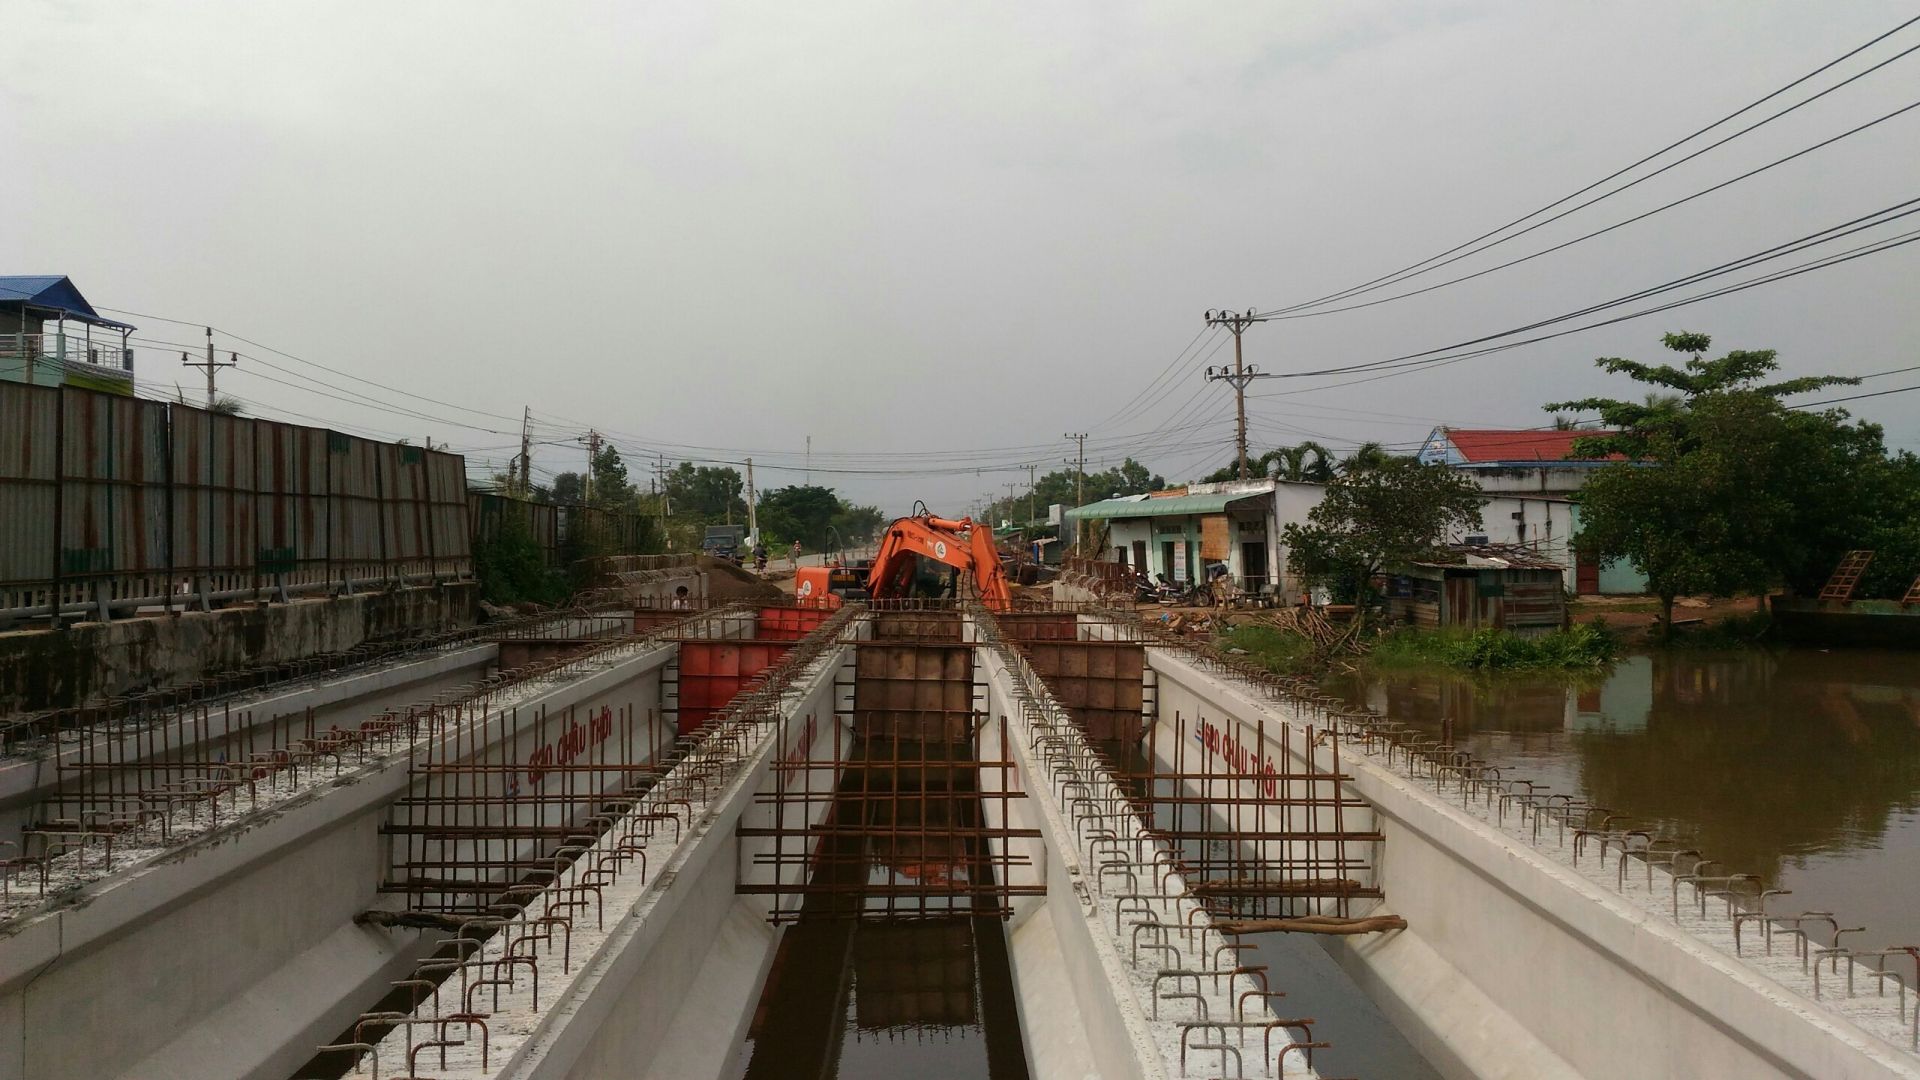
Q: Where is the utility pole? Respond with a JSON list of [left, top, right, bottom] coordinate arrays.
[[654, 454, 671, 546], [745, 457, 759, 545], [1064, 432, 1087, 555], [1203, 308, 1274, 481], [181, 327, 237, 409], [517, 406, 533, 498], [1025, 463, 1038, 525], [805, 435, 812, 486], [578, 429, 602, 504]]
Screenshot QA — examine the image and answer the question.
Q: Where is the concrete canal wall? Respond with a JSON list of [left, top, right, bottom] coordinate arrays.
[[553, 644, 851, 1080], [0, 582, 480, 714], [0, 635, 681, 1080], [1147, 648, 1920, 1080]]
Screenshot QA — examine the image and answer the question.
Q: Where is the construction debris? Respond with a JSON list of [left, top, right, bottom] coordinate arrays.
[[1249, 606, 1372, 657]]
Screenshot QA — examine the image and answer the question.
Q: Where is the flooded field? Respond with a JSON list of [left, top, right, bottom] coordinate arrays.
[[1329, 647, 1920, 955]]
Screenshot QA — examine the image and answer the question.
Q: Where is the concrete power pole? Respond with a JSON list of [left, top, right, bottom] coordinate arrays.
[[180, 327, 237, 409], [745, 457, 759, 545], [517, 406, 533, 498], [1025, 463, 1038, 525], [579, 429, 602, 504], [1203, 309, 1274, 481], [1063, 432, 1087, 555], [654, 454, 671, 547]]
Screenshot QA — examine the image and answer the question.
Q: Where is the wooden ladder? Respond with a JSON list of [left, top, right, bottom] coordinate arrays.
[[1819, 549, 1875, 601], [1903, 574, 1920, 605]]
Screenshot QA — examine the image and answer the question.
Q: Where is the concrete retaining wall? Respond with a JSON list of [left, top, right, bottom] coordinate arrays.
[[0, 639, 677, 1080], [977, 641, 1163, 1080], [480, 643, 853, 1080], [1148, 649, 1920, 1080], [0, 581, 480, 714]]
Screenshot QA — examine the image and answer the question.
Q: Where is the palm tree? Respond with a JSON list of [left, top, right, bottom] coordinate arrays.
[[1339, 441, 1394, 475], [1257, 441, 1335, 483]]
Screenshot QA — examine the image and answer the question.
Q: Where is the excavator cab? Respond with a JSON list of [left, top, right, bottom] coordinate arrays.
[[791, 513, 1010, 611], [794, 562, 870, 608]]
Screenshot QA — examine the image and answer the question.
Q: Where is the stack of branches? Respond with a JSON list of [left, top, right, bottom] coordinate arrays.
[[1253, 606, 1372, 659]]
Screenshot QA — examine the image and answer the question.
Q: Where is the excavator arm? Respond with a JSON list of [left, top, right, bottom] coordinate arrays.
[[795, 513, 1011, 611]]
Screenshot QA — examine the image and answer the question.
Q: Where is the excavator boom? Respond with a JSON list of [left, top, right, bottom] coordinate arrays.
[[795, 512, 1011, 611]]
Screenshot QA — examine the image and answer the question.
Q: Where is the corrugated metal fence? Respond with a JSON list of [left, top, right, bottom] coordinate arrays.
[[0, 382, 473, 624], [466, 491, 652, 565]]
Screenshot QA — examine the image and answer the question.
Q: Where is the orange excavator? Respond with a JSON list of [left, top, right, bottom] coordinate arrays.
[[795, 511, 1012, 611]]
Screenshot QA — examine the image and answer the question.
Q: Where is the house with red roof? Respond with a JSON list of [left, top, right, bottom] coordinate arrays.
[[1418, 427, 1646, 595], [1417, 427, 1622, 495]]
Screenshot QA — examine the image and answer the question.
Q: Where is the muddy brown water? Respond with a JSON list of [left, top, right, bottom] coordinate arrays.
[[1327, 647, 1920, 956]]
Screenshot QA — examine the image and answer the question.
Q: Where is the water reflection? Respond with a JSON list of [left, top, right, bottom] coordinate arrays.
[[1330, 648, 1920, 953]]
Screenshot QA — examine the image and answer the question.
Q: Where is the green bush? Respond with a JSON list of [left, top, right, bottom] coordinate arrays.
[[1663, 610, 1772, 649], [1370, 623, 1616, 672], [475, 515, 570, 606], [1218, 624, 1318, 676]]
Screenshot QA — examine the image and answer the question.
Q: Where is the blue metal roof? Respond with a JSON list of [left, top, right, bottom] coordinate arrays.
[[0, 276, 136, 331]]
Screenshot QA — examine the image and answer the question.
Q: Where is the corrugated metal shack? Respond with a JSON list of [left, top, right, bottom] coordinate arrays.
[[1387, 544, 1565, 636]]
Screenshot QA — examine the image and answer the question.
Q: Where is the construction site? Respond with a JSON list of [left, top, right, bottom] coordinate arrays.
[[0, 489, 1918, 1080], [8, 5, 1920, 1078]]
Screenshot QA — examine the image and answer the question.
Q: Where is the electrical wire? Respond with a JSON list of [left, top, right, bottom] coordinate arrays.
[[1260, 15, 1920, 316]]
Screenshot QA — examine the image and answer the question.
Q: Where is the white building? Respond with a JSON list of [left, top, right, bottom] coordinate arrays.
[[1421, 427, 1647, 595], [1064, 479, 1326, 600]]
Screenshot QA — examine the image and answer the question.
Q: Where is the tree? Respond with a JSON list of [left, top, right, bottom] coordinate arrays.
[[1002, 458, 1164, 523], [1206, 442, 1335, 484], [1339, 441, 1396, 475], [1261, 442, 1335, 483], [587, 446, 641, 511], [831, 502, 886, 543], [1546, 331, 1854, 458], [757, 485, 842, 549], [1280, 458, 1484, 622], [1572, 397, 1778, 632], [550, 472, 584, 506], [664, 463, 746, 523], [1546, 332, 1880, 632]]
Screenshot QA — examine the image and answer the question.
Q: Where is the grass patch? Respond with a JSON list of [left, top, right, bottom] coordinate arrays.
[[1660, 611, 1772, 649], [1217, 623, 1319, 676], [1369, 623, 1617, 673]]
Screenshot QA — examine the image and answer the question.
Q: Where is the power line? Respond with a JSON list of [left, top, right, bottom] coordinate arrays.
[[1259, 15, 1920, 317], [1261, 94, 1920, 323], [1267, 202, 1920, 383]]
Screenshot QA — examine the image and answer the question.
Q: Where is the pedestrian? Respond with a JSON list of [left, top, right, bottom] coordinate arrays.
[[671, 585, 692, 610], [790, 540, 803, 570]]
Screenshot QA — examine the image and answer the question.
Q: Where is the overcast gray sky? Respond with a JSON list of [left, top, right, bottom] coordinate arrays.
[[4, 1, 1917, 514]]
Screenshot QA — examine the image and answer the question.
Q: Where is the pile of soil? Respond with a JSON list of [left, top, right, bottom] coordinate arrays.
[[701, 555, 783, 601]]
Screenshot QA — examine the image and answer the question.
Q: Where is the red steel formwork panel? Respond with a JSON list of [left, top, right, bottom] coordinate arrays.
[[676, 638, 794, 735], [757, 605, 830, 641]]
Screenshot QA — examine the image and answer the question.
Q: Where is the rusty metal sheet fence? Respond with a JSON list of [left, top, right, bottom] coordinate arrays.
[[0, 382, 473, 625]]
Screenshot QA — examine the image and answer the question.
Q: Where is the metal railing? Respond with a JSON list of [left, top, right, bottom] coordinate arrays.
[[0, 333, 133, 385]]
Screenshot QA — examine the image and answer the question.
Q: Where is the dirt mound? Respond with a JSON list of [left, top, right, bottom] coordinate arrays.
[[701, 555, 783, 601]]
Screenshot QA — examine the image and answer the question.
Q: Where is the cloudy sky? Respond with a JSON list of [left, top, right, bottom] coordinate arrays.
[[4, 1, 1916, 513]]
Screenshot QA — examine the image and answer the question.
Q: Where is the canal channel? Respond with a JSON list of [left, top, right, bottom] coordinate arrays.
[[1328, 646, 1920, 956]]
